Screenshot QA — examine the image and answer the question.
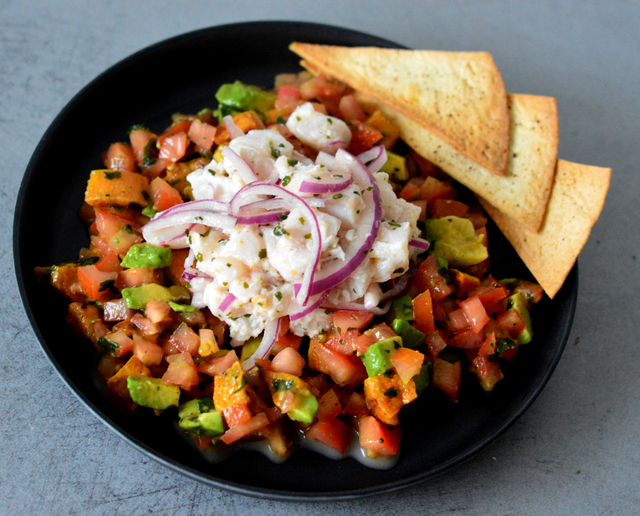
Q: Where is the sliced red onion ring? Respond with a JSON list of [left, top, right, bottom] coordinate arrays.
[[357, 145, 387, 174], [154, 199, 231, 219], [223, 115, 244, 139], [300, 149, 382, 297], [182, 268, 212, 282], [236, 211, 289, 225], [315, 151, 339, 170], [143, 210, 236, 247], [379, 272, 411, 302], [409, 238, 431, 251], [242, 318, 282, 372], [231, 183, 322, 306], [289, 291, 330, 322], [221, 146, 258, 184], [321, 299, 392, 316], [218, 293, 236, 313], [299, 174, 352, 194]]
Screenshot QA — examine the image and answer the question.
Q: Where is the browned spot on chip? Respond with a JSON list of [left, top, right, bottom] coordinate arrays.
[[290, 42, 510, 176]]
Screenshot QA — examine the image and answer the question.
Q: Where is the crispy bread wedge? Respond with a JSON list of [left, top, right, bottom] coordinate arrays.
[[290, 43, 510, 176], [480, 160, 611, 298], [353, 92, 558, 232]]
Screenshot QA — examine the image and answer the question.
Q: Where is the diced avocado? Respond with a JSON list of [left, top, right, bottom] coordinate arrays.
[[266, 371, 318, 424], [122, 284, 190, 309], [121, 243, 173, 269], [499, 278, 518, 290], [215, 81, 276, 118], [361, 336, 403, 377], [424, 216, 489, 268], [178, 398, 225, 437], [212, 141, 229, 163], [496, 338, 517, 357], [391, 319, 425, 350], [380, 151, 408, 181], [127, 376, 180, 410], [387, 294, 414, 323], [168, 301, 195, 313], [507, 291, 533, 344], [240, 336, 261, 362], [413, 361, 433, 396]]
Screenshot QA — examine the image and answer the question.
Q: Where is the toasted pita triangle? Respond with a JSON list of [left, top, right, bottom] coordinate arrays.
[[353, 92, 558, 232], [480, 160, 611, 298], [290, 42, 510, 176]]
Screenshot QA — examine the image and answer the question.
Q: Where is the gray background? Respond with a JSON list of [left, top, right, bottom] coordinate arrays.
[[2, 1, 638, 514]]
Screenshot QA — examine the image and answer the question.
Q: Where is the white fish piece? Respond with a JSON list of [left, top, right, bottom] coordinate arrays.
[[286, 103, 352, 154], [229, 129, 293, 181], [369, 222, 412, 282]]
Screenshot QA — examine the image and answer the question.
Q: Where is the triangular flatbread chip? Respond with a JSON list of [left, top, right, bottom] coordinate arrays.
[[353, 92, 558, 232], [290, 43, 510, 176], [480, 159, 611, 298]]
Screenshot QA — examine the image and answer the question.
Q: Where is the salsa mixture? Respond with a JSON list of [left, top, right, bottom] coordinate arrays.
[[36, 71, 543, 465]]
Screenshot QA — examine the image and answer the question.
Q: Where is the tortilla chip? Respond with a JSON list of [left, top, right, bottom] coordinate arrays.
[[290, 43, 510, 176], [480, 159, 611, 298], [354, 92, 558, 232]]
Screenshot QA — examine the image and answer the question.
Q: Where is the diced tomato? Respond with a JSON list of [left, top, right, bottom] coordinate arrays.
[[132, 334, 164, 366], [220, 412, 270, 445], [187, 119, 216, 151], [447, 329, 482, 349], [145, 300, 171, 324], [465, 204, 489, 229], [365, 110, 400, 149], [307, 417, 352, 455], [358, 416, 401, 458], [316, 389, 342, 421], [478, 332, 497, 357], [431, 199, 469, 219], [513, 281, 544, 307], [468, 284, 508, 307], [447, 308, 471, 333], [94, 210, 139, 240], [103, 329, 133, 357], [399, 177, 424, 201], [274, 84, 302, 118], [271, 331, 302, 355], [496, 309, 526, 339], [432, 358, 462, 403], [193, 436, 212, 451], [354, 331, 377, 355], [419, 176, 457, 205], [158, 132, 188, 163], [308, 340, 367, 386], [197, 350, 239, 377], [77, 265, 117, 302], [364, 323, 397, 342], [166, 323, 200, 355], [131, 312, 161, 337], [342, 391, 369, 416], [324, 330, 359, 356], [116, 268, 162, 289], [339, 94, 367, 122], [223, 403, 253, 428], [412, 255, 455, 302], [390, 348, 425, 384], [271, 347, 305, 376], [469, 354, 504, 391], [162, 352, 200, 390], [332, 310, 374, 333], [129, 127, 157, 164], [149, 177, 183, 212], [412, 290, 435, 334], [425, 332, 448, 357], [95, 253, 121, 273], [348, 122, 384, 155], [300, 75, 347, 106], [103, 142, 136, 172], [459, 296, 490, 333]]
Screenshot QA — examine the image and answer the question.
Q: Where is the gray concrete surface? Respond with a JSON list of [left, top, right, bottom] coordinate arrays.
[[2, 1, 639, 514]]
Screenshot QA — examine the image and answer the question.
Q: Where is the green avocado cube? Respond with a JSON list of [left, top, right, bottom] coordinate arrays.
[[122, 284, 190, 309], [391, 319, 426, 350], [121, 243, 173, 269], [289, 393, 319, 424], [424, 216, 489, 268], [178, 398, 225, 437], [507, 291, 533, 344], [362, 336, 402, 377], [127, 376, 180, 410], [387, 294, 414, 323], [215, 81, 276, 116], [380, 151, 408, 181]]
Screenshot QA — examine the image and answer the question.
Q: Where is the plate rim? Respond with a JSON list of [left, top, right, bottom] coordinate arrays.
[[13, 20, 578, 502]]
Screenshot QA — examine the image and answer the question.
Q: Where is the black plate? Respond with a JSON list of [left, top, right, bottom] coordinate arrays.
[[14, 21, 577, 501]]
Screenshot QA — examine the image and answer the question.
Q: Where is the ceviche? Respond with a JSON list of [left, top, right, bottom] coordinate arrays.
[[36, 71, 543, 466]]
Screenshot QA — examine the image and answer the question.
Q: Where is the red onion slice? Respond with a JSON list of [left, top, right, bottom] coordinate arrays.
[[242, 318, 282, 372], [221, 146, 258, 184], [218, 293, 236, 313], [155, 199, 231, 219], [142, 210, 237, 247], [357, 145, 387, 174], [289, 291, 330, 322], [299, 174, 352, 194], [223, 115, 245, 139], [301, 149, 382, 297], [231, 183, 322, 306], [322, 299, 392, 316], [379, 272, 411, 302], [236, 211, 289, 225], [409, 238, 431, 251]]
